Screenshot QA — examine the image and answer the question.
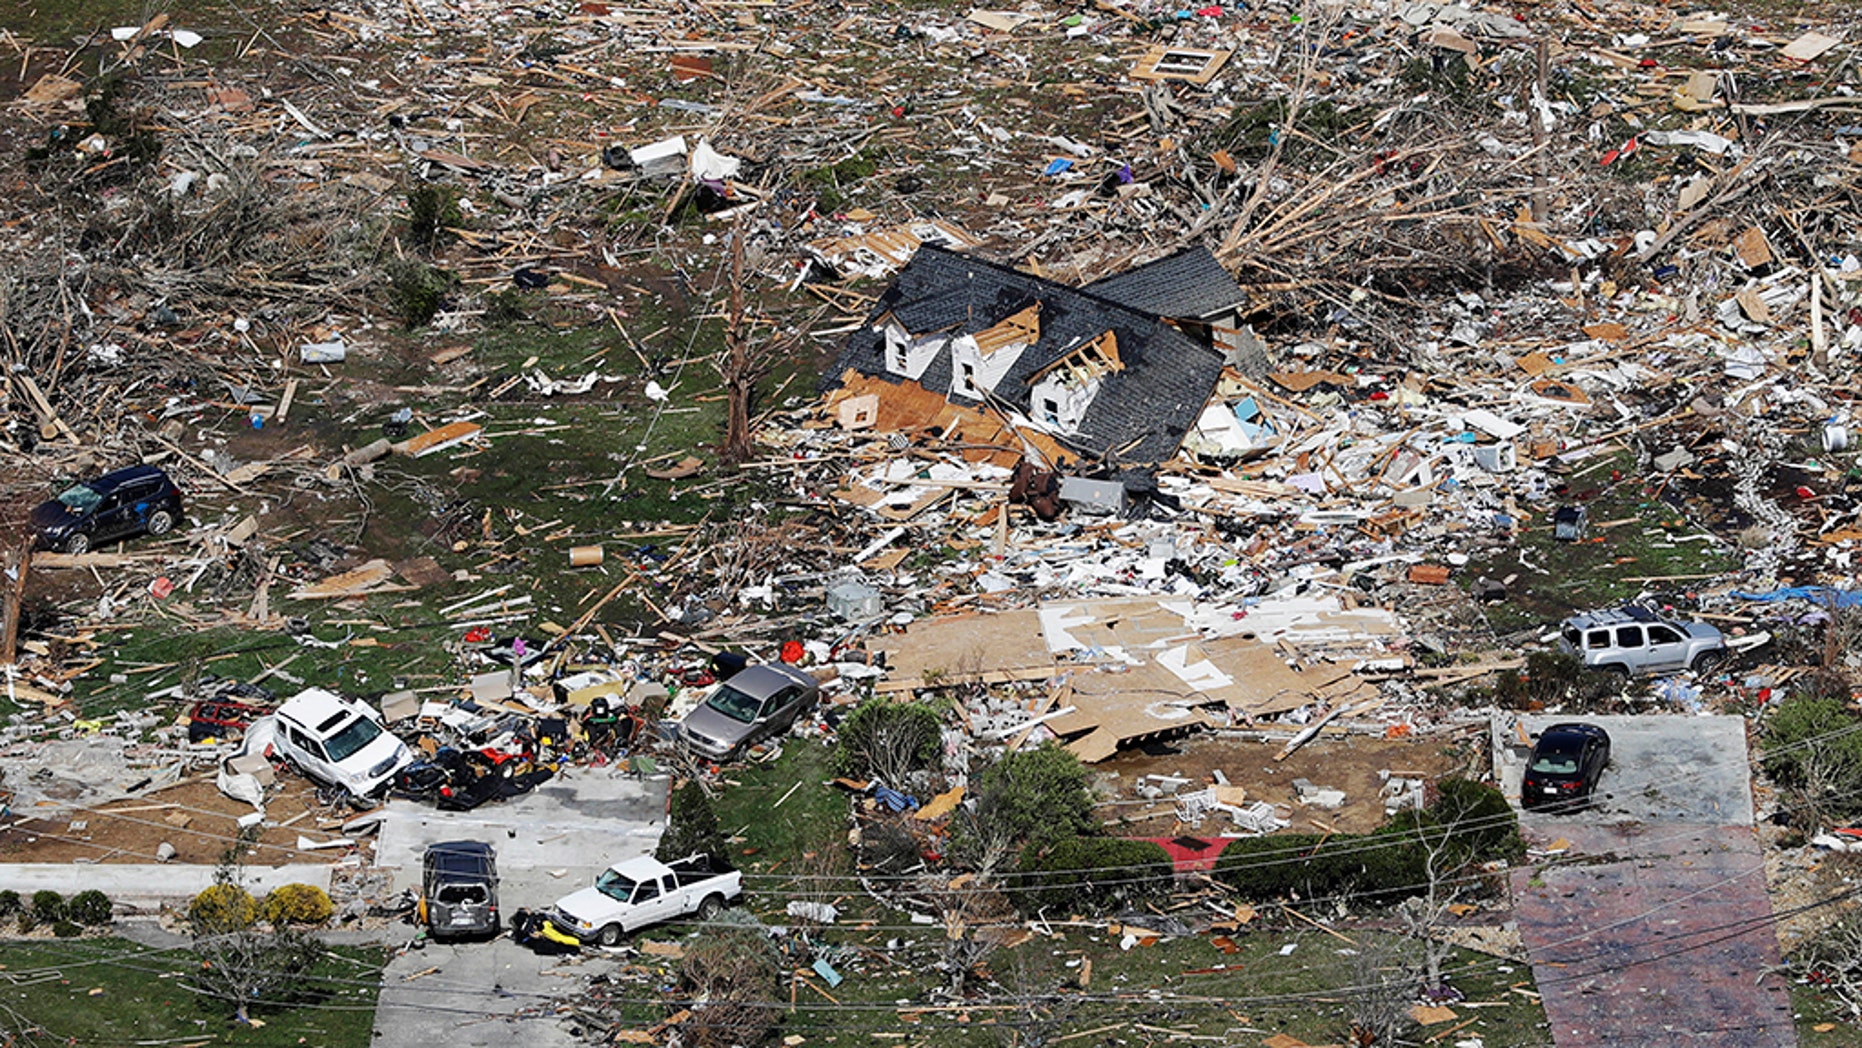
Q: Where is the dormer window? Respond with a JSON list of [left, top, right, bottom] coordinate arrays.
[[946, 305, 1039, 404], [956, 360, 980, 399], [876, 314, 948, 381], [1028, 330, 1121, 433]]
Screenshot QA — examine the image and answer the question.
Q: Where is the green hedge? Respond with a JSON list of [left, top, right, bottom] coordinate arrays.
[[67, 890, 113, 926], [30, 891, 65, 924], [1011, 837, 1175, 915], [1213, 779, 1517, 906], [656, 780, 724, 862]]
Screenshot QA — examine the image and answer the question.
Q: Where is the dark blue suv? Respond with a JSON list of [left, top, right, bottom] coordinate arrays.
[[30, 464, 184, 554]]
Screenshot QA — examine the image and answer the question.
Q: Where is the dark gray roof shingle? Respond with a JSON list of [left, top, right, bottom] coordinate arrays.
[[1081, 246, 1246, 321]]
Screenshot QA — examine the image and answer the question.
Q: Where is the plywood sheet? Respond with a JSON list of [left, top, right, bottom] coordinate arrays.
[[826, 370, 1071, 467], [288, 558, 401, 599], [871, 608, 1053, 687]]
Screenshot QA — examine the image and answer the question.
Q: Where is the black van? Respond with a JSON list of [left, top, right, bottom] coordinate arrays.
[[421, 841, 499, 940]]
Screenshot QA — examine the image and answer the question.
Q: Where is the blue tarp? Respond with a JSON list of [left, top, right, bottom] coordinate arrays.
[[871, 784, 920, 812], [1730, 586, 1862, 608]]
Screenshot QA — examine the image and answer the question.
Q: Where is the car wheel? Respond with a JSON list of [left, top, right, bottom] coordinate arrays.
[[1601, 663, 1630, 679], [696, 894, 725, 922], [63, 531, 91, 555], [146, 509, 176, 536], [1691, 650, 1726, 675], [597, 923, 625, 948]]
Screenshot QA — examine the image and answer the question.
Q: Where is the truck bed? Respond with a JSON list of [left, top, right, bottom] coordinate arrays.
[[666, 853, 737, 888]]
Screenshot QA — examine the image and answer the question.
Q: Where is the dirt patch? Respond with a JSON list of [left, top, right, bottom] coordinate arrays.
[[0, 775, 359, 867], [1764, 823, 1860, 960], [1093, 731, 1471, 838]]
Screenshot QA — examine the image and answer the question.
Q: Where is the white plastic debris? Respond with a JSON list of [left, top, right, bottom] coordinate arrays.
[[786, 900, 840, 924]]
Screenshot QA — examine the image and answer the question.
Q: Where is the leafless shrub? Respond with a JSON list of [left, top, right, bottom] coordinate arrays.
[[1792, 909, 1862, 1023], [926, 878, 1017, 996], [1338, 938, 1422, 1047], [676, 911, 783, 1048]]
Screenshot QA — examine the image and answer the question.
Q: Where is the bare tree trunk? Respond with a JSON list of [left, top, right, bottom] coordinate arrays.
[[0, 539, 30, 666], [721, 222, 754, 463]]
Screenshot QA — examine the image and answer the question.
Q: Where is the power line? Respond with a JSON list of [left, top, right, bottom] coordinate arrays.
[[13, 709, 1856, 927]]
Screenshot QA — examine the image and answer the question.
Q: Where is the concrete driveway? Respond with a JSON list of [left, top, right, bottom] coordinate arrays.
[[1495, 715, 1794, 1048], [372, 765, 670, 894], [370, 872, 617, 1048], [1496, 713, 1753, 825], [371, 765, 669, 1048]]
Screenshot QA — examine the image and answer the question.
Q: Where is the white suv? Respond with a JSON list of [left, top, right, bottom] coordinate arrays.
[[1556, 606, 1727, 676], [270, 688, 413, 798]]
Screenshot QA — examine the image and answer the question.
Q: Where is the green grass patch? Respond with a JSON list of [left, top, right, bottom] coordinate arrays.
[[65, 616, 459, 718], [12, 0, 228, 43], [1795, 982, 1862, 1046], [0, 937, 384, 1046], [708, 739, 850, 878], [1465, 450, 1740, 635]]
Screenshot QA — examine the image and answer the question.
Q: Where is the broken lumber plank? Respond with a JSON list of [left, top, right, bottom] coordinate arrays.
[[391, 420, 484, 457], [1272, 703, 1355, 761]]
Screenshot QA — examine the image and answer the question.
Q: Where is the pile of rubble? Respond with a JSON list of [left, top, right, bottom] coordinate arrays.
[[0, 0, 1855, 890]]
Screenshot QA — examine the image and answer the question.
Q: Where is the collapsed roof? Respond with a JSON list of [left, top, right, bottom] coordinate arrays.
[[824, 244, 1231, 465]]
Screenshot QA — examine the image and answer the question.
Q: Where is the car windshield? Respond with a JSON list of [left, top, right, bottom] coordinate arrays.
[[705, 684, 764, 724], [595, 869, 638, 902], [323, 715, 383, 762], [1531, 748, 1579, 775], [55, 483, 103, 513]]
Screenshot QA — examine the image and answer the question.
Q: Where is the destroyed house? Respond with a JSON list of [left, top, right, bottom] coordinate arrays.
[[824, 244, 1229, 464]]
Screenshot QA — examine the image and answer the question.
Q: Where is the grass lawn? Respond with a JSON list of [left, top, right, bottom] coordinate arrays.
[[1796, 983, 1862, 1047], [1466, 449, 1740, 636], [709, 738, 854, 882], [0, 937, 385, 1046]]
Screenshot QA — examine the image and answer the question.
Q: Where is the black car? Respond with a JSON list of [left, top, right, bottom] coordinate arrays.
[[30, 464, 183, 554], [420, 841, 500, 940], [1522, 722, 1611, 811]]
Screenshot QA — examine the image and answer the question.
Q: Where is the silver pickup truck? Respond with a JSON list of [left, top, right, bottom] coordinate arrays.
[[548, 853, 741, 946]]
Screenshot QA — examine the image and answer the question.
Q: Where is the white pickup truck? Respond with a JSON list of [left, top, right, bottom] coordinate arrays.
[[548, 853, 742, 946]]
